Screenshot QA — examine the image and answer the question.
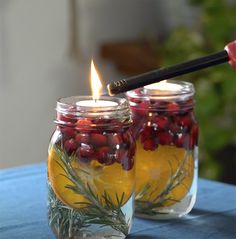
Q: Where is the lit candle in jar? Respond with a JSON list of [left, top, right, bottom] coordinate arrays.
[[76, 60, 118, 107], [76, 100, 118, 107], [144, 80, 183, 95]]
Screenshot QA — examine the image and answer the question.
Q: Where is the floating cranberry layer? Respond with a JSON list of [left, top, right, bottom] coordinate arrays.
[[128, 97, 198, 151], [55, 115, 135, 171]]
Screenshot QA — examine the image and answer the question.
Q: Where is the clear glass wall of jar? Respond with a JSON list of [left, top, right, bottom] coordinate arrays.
[[127, 80, 198, 219], [47, 96, 135, 238]]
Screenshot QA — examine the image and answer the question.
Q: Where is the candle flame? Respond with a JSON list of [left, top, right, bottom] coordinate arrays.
[[90, 60, 102, 101]]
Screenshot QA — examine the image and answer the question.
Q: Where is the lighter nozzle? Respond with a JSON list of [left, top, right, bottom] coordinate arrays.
[[107, 84, 114, 96], [107, 79, 127, 96]]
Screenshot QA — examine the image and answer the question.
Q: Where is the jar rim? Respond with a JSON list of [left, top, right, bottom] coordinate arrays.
[[126, 80, 195, 100], [56, 95, 131, 119]]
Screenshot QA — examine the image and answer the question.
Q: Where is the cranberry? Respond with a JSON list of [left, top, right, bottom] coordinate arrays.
[[77, 144, 94, 158], [61, 127, 76, 139], [191, 124, 199, 146], [129, 98, 141, 104], [76, 118, 92, 128], [178, 114, 193, 128], [169, 122, 182, 135], [150, 99, 157, 105], [139, 101, 150, 108], [167, 102, 180, 113], [140, 125, 155, 143], [91, 133, 107, 146], [143, 139, 158, 151], [64, 139, 77, 155], [96, 147, 114, 165], [110, 120, 124, 133], [75, 134, 90, 144], [131, 101, 149, 117], [57, 113, 77, 124], [108, 133, 122, 146], [153, 115, 169, 130], [157, 131, 173, 145], [173, 114, 191, 132]]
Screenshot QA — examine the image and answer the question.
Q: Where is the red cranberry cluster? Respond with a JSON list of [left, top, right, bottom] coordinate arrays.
[[55, 115, 135, 171], [129, 98, 198, 151]]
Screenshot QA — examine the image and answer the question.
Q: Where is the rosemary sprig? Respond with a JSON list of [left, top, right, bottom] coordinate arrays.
[[135, 151, 192, 216], [48, 186, 90, 238], [48, 145, 129, 238]]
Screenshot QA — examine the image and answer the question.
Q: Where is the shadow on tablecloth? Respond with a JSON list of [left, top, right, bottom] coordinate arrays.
[[128, 208, 236, 239]]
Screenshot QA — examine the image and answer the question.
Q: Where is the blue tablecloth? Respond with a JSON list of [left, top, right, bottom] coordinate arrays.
[[0, 163, 236, 239]]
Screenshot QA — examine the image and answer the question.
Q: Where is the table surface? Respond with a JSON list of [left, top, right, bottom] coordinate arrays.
[[0, 163, 236, 239]]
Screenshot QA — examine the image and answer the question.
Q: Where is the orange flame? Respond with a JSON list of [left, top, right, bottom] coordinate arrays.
[[90, 60, 102, 101]]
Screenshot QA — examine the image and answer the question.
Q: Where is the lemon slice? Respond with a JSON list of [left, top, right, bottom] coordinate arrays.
[[135, 140, 194, 207], [48, 148, 134, 208]]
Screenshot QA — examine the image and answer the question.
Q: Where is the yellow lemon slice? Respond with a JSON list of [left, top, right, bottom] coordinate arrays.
[[135, 140, 194, 207], [48, 148, 134, 209]]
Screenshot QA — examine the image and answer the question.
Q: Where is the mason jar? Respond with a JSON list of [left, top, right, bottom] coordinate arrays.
[[127, 80, 198, 219], [47, 96, 135, 238]]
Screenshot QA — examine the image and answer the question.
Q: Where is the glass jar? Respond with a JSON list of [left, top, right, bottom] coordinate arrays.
[[127, 80, 198, 219], [47, 96, 135, 239]]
